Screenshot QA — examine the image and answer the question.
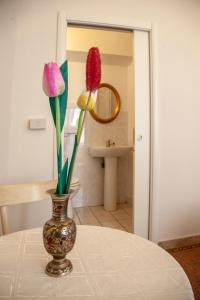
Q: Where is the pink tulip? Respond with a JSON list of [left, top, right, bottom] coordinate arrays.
[[42, 62, 65, 97]]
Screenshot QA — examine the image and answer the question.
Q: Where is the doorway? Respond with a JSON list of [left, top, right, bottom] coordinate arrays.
[[65, 25, 135, 233], [55, 16, 151, 239]]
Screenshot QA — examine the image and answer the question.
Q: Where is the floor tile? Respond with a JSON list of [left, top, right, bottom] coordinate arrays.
[[117, 219, 133, 232], [76, 204, 133, 233], [111, 208, 130, 220], [90, 206, 116, 222], [123, 207, 133, 216], [100, 221, 124, 231], [75, 207, 101, 226]]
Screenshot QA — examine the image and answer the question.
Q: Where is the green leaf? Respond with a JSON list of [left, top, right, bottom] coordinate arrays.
[[65, 135, 78, 194], [56, 158, 68, 194], [49, 60, 68, 132]]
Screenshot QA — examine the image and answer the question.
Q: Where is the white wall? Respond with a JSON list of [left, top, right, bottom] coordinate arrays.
[[1, 0, 200, 242], [67, 27, 133, 57], [1, 1, 56, 183]]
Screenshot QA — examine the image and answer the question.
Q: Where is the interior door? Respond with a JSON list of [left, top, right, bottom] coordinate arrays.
[[133, 30, 151, 239]]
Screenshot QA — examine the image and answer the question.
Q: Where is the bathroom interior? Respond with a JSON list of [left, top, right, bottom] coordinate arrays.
[[65, 25, 135, 232]]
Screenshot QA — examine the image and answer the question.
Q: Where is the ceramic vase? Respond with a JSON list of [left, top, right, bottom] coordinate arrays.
[[43, 190, 76, 277]]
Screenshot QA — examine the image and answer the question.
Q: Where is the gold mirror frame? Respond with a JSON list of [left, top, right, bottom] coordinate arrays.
[[90, 83, 121, 124]]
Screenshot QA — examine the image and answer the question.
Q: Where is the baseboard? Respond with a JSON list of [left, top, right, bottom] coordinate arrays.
[[158, 234, 200, 250]]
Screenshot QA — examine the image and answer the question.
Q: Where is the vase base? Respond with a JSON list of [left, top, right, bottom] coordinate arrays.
[[45, 257, 72, 277]]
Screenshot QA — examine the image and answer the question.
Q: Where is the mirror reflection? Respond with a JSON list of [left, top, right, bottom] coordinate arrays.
[[95, 86, 116, 118], [90, 83, 121, 124]]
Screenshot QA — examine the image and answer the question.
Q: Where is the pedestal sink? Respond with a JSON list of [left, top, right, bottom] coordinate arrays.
[[88, 145, 133, 211]]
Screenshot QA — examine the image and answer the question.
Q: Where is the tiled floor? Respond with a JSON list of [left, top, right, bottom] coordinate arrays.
[[73, 203, 133, 232], [168, 245, 200, 300]]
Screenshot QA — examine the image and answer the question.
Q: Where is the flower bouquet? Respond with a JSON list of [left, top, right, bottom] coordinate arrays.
[[42, 48, 101, 277]]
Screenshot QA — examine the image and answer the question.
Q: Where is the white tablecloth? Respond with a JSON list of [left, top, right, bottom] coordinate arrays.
[[0, 225, 194, 299]]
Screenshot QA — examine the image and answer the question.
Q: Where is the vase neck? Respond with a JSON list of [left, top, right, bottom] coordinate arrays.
[[51, 194, 70, 221]]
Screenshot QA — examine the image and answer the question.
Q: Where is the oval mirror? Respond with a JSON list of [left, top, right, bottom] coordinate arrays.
[[90, 83, 121, 124]]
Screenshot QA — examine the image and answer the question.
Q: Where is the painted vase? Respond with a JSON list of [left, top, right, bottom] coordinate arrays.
[[43, 190, 76, 277]]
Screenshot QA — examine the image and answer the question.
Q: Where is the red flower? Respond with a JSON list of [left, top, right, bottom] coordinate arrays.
[[86, 47, 101, 92]]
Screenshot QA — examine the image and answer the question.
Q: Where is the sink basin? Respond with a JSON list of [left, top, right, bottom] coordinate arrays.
[[88, 145, 134, 212], [88, 146, 133, 158]]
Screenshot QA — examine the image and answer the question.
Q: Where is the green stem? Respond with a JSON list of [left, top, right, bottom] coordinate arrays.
[[77, 91, 91, 146], [65, 92, 92, 193], [66, 135, 77, 193], [55, 96, 61, 174], [77, 109, 84, 143]]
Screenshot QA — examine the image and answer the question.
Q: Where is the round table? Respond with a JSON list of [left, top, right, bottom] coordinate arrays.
[[0, 226, 194, 299]]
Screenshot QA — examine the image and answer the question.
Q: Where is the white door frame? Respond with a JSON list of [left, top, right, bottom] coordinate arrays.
[[55, 11, 159, 242]]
